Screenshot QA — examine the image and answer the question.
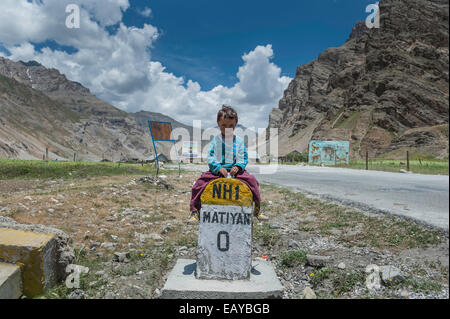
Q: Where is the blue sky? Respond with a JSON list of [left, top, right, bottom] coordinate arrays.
[[124, 0, 375, 90], [0, 0, 377, 129]]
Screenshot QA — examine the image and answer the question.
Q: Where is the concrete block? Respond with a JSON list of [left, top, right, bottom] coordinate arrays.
[[197, 205, 253, 280], [0, 228, 57, 298], [197, 178, 254, 281], [0, 217, 75, 285], [161, 259, 284, 299], [0, 262, 22, 299]]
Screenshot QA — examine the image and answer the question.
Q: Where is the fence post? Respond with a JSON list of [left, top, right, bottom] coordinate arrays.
[[46, 148, 49, 164], [407, 151, 410, 172], [366, 151, 369, 170]]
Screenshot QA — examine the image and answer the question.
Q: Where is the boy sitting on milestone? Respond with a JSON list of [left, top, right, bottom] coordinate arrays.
[[189, 106, 267, 222]]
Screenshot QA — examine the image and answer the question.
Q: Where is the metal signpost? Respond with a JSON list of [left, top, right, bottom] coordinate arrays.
[[148, 121, 181, 177]]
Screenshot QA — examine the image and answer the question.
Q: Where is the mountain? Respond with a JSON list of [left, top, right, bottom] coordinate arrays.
[[0, 57, 192, 161], [267, 0, 449, 160]]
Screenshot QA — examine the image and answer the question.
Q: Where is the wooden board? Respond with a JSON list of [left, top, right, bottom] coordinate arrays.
[[150, 122, 173, 141]]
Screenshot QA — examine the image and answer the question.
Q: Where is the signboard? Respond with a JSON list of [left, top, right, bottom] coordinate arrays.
[[182, 141, 199, 158], [148, 121, 180, 176], [309, 141, 350, 165], [197, 178, 253, 280], [149, 121, 172, 141]]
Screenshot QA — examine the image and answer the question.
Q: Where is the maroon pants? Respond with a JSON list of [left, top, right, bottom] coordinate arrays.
[[190, 170, 261, 212]]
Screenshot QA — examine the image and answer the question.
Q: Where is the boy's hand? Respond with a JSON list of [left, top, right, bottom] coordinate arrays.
[[219, 168, 228, 177], [230, 166, 239, 177]]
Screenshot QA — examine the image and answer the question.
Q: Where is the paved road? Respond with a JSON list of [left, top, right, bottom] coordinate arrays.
[[180, 164, 449, 233]]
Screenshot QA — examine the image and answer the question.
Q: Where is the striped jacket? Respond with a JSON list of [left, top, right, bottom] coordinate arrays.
[[208, 134, 248, 175]]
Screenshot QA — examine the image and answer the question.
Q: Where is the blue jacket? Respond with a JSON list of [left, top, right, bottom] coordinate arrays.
[[208, 135, 248, 175]]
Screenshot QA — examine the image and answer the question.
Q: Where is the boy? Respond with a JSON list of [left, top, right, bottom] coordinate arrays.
[[189, 106, 266, 222]]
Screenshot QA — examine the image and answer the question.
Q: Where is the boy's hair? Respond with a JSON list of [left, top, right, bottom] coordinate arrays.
[[217, 106, 238, 124]]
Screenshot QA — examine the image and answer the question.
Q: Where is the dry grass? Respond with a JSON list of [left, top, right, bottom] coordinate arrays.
[[258, 184, 444, 251], [0, 169, 201, 252]]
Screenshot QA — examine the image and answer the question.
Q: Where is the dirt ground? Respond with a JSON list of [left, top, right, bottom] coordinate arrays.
[[0, 168, 448, 299]]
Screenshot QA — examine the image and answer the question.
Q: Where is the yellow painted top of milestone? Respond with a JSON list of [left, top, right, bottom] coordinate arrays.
[[0, 228, 54, 247], [201, 178, 253, 207]]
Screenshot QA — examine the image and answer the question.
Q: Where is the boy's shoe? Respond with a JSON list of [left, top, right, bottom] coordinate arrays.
[[188, 211, 200, 223], [256, 212, 269, 221], [254, 205, 269, 221]]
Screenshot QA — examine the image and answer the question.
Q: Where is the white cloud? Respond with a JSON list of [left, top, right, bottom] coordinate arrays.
[[0, 0, 291, 130], [138, 7, 152, 18]]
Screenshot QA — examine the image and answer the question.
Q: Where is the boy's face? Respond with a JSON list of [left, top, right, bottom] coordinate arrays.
[[218, 116, 237, 137]]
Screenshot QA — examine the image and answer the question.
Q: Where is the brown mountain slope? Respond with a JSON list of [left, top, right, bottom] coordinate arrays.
[[0, 72, 155, 161], [0, 58, 191, 161], [268, 0, 449, 159]]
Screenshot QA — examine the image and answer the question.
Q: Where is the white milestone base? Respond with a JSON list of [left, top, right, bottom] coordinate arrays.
[[161, 259, 284, 299], [197, 204, 253, 280]]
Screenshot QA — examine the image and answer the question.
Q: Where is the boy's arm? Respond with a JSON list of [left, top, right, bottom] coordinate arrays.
[[235, 138, 248, 173], [208, 137, 222, 175]]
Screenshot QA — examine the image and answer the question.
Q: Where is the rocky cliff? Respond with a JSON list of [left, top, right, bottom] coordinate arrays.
[[268, 0, 449, 159], [0, 58, 190, 161]]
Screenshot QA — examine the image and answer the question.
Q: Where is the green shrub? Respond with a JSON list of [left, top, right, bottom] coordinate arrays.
[[280, 250, 307, 267]]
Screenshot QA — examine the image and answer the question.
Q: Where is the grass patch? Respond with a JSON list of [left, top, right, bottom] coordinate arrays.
[[280, 250, 308, 267], [358, 218, 442, 250], [306, 268, 365, 296], [299, 225, 313, 232], [331, 271, 366, 295], [335, 159, 448, 175], [335, 111, 360, 129], [309, 267, 335, 289], [253, 224, 281, 247], [264, 186, 444, 251], [319, 221, 349, 230], [303, 197, 441, 250], [0, 159, 158, 180], [175, 233, 198, 248], [396, 276, 444, 293]]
